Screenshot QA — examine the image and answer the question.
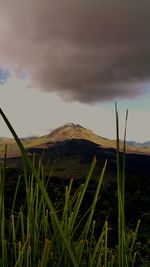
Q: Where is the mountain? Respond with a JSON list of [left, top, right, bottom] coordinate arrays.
[[126, 140, 150, 148], [42, 123, 116, 148], [37, 123, 150, 152], [1, 123, 150, 158], [1, 122, 150, 178]]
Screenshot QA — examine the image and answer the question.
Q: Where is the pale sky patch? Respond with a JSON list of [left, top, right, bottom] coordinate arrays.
[[0, 75, 150, 142]]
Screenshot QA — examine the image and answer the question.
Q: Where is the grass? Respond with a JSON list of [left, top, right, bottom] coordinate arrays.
[[0, 105, 147, 266]]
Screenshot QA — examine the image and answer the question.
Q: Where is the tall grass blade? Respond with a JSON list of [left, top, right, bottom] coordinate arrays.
[[77, 160, 107, 265], [0, 107, 78, 267], [70, 156, 97, 232], [115, 103, 128, 267], [40, 239, 51, 267], [104, 220, 108, 267]]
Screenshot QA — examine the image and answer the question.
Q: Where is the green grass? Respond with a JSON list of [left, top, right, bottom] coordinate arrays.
[[0, 106, 147, 266]]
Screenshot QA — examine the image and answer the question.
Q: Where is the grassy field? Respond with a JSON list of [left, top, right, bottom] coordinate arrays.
[[0, 106, 149, 266]]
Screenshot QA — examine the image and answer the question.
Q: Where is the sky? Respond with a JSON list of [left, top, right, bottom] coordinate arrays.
[[0, 0, 150, 142]]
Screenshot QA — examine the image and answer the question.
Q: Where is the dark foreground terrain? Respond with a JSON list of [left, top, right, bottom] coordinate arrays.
[[2, 138, 150, 263], [0, 124, 150, 264]]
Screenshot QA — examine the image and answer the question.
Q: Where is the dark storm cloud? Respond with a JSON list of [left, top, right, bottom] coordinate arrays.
[[0, 0, 150, 103]]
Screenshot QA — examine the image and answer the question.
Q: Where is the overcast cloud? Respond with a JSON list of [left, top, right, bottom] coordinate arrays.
[[0, 0, 150, 103]]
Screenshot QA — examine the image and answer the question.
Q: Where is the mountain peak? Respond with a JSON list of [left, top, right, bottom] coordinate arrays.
[[63, 123, 86, 129], [47, 123, 88, 141], [44, 123, 114, 149]]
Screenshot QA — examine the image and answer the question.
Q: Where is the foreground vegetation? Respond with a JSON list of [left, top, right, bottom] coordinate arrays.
[[0, 106, 149, 266]]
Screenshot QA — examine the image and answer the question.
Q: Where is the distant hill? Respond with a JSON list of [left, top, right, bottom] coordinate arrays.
[[126, 140, 150, 148]]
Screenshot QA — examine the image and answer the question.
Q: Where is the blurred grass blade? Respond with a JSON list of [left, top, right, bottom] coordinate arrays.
[[40, 239, 51, 267], [128, 219, 140, 263], [0, 107, 78, 267], [77, 160, 107, 265], [70, 156, 97, 232]]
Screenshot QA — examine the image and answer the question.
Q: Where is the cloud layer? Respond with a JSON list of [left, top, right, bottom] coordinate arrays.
[[0, 0, 150, 103]]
